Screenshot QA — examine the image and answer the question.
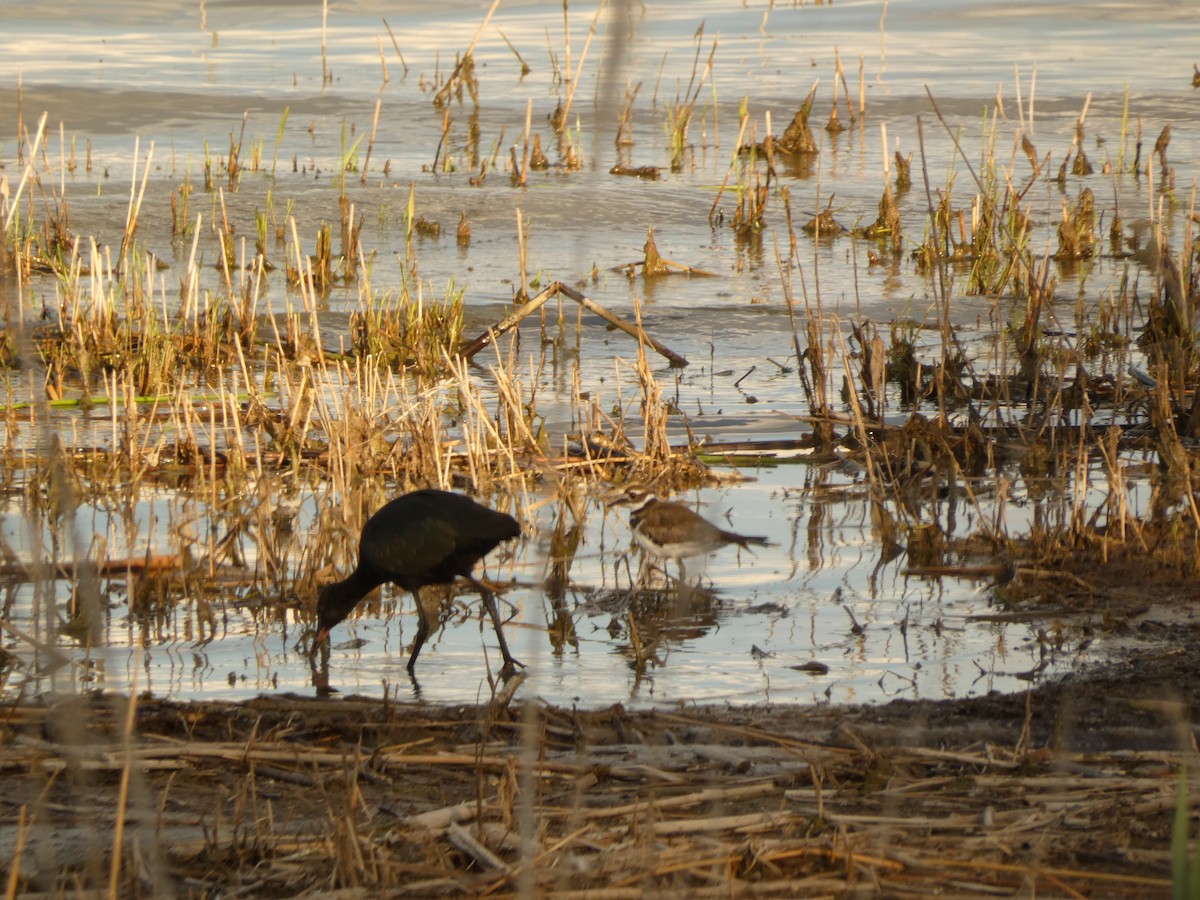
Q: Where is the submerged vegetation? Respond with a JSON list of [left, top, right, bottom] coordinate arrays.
[[1, 0, 1199, 894]]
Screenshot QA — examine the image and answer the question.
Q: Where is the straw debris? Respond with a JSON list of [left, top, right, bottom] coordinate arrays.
[[0, 661, 1191, 897]]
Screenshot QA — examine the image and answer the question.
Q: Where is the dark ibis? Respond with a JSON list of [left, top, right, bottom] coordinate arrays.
[[312, 489, 523, 676]]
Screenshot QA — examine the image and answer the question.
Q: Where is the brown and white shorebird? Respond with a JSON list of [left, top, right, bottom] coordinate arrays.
[[608, 483, 770, 583]]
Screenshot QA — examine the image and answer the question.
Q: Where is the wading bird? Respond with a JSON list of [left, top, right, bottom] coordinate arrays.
[[608, 483, 770, 583], [311, 490, 523, 677]]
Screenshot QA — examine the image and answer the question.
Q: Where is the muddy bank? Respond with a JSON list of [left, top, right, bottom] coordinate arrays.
[[2, 620, 1195, 897]]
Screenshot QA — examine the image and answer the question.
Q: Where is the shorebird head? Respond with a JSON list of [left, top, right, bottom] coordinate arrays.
[[605, 482, 658, 512]]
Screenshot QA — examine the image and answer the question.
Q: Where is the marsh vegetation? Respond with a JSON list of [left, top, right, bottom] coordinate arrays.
[[1, 0, 1199, 894]]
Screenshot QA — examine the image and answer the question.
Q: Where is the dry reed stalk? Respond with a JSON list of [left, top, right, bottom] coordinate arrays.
[[558, 1, 572, 90], [857, 54, 866, 117], [107, 666, 140, 897], [553, 1, 603, 140], [835, 48, 856, 129], [118, 138, 153, 262], [381, 18, 409, 75], [3, 111, 47, 233], [708, 109, 753, 223], [445, 349, 522, 485], [1, 805, 27, 900], [376, 36, 389, 86], [360, 98, 383, 185], [490, 355, 544, 455], [625, 296, 673, 466], [319, 0, 330, 85], [515, 207, 529, 299], [431, 0, 498, 109]]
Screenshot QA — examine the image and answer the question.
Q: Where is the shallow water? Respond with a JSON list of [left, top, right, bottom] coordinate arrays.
[[2, 464, 1064, 707], [0, 0, 1194, 706]]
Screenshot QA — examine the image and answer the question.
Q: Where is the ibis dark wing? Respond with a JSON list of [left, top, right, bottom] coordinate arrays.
[[354, 491, 518, 588], [359, 506, 459, 583]]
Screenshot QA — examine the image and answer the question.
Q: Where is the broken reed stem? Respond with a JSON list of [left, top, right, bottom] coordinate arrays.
[[707, 94, 752, 220], [361, 98, 382, 184], [626, 609, 645, 669], [377, 35, 389, 84], [433, 0, 500, 108], [496, 29, 530, 76], [519, 99, 533, 186], [381, 18, 409, 74], [833, 322, 886, 504], [516, 207, 528, 298], [559, 1, 571, 89], [834, 48, 855, 127], [913, 115, 953, 422], [556, 2, 604, 135], [858, 55, 866, 117], [118, 133, 156, 262], [4, 110, 48, 232]]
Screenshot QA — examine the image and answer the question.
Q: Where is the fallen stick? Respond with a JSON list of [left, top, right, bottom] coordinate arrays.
[[447, 821, 511, 874], [403, 801, 477, 830], [651, 809, 799, 836], [456, 284, 557, 361], [458, 281, 689, 368], [583, 781, 778, 821], [0, 555, 184, 583], [613, 255, 717, 278], [555, 282, 689, 368]]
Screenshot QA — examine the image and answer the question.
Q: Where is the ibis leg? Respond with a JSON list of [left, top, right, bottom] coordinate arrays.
[[477, 584, 524, 677], [406, 591, 432, 672]]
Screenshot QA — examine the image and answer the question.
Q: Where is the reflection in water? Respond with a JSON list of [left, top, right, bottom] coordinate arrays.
[[0, 461, 1078, 707], [543, 495, 583, 657], [583, 583, 720, 672]]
